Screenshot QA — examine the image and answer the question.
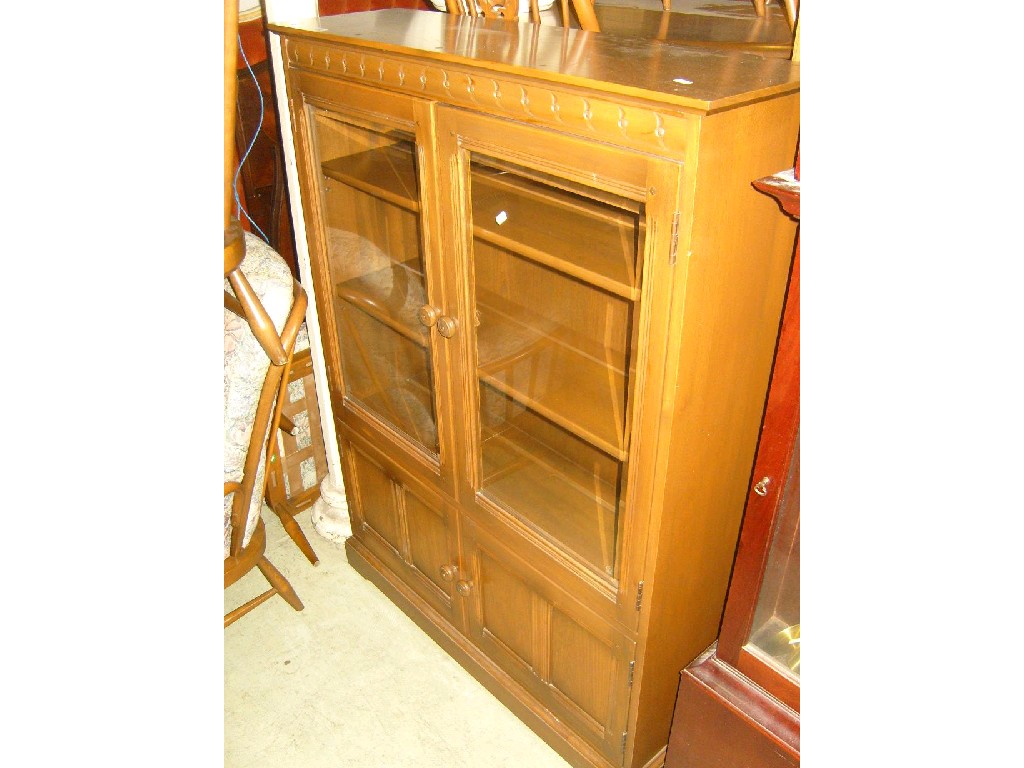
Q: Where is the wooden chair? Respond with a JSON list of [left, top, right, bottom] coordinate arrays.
[[442, 0, 600, 30], [444, 0, 525, 22], [752, 0, 799, 30], [224, 0, 315, 627], [224, 226, 311, 627]]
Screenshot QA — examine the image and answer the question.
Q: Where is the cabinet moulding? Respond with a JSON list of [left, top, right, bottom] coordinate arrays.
[[284, 39, 693, 159]]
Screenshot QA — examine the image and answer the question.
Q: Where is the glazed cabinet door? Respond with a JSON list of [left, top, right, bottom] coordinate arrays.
[[433, 108, 683, 629], [288, 75, 458, 497]]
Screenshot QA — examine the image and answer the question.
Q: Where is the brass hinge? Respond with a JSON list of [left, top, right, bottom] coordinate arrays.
[[634, 581, 645, 611], [621, 731, 629, 760], [627, 660, 635, 687], [668, 211, 681, 266]]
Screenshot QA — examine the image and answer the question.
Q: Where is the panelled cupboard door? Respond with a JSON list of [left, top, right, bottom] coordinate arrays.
[[340, 432, 461, 626], [289, 75, 459, 497], [460, 516, 636, 765], [433, 108, 684, 629]]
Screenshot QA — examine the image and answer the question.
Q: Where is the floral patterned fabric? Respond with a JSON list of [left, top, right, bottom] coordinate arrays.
[[224, 232, 298, 558]]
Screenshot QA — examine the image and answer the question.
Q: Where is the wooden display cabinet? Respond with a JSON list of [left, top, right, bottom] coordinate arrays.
[[270, 10, 799, 768], [665, 164, 800, 768]]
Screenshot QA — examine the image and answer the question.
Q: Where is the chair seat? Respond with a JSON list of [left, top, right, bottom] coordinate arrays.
[[224, 232, 296, 557]]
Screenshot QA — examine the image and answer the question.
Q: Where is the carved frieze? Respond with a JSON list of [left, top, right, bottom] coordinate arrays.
[[284, 39, 693, 159]]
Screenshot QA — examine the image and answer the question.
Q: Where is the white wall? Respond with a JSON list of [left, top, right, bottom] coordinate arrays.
[[260, 0, 353, 538], [263, 0, 319, 22]]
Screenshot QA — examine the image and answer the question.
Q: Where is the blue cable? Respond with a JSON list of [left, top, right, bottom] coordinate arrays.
[[233, 33, 271, 244]]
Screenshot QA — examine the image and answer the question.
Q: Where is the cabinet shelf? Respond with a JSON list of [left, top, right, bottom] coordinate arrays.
[[334, 294, 439, 451], [471, 171, 642, 301], [481, 423, 619, 578], [321, 144, 420, 213], [335, 261, 428, 347], [477, 286, 628, 375], [477, 299, 630, 460]]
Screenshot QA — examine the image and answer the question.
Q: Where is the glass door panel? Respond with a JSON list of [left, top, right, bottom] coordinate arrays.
[[468, 157, 645, 583], [748, 434, 800, 680], [310, 111, 440, 457]]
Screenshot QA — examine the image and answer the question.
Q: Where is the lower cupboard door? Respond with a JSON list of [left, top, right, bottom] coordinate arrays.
[[343, 437, 459, 625], [460, 522, 635, 763]]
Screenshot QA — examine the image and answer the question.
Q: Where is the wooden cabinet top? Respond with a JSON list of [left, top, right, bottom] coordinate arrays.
[[269, 9, 799, 113]]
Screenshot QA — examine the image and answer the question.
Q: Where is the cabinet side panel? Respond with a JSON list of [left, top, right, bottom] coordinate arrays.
[[631, 92, 800, 766]]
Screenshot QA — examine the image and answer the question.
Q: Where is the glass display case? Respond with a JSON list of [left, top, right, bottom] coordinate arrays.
[[275, 12, 801, 767], [747, 435, 800, 680], [724, 425, 800, 713]]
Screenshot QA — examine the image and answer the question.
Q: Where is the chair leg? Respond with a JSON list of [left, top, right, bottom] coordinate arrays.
[[266, 438, 321, 566], [225, 588, 279, 627], [272, 506, 321, 566], [782, 0, 798, 28], [257, 556, 304, 612]]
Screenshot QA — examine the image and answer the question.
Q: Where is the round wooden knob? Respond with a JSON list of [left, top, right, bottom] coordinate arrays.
[[439, 564, 458, 582], [436, 315, 459, 338], [455, 580, 473, 597], [418, 304, 441, 327]]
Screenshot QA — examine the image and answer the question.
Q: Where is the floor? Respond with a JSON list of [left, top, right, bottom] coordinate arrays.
[[225, 506, 573, 768]]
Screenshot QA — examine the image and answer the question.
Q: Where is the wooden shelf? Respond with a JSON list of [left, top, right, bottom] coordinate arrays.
[[336, 297, 439, 451], [478, 330, 629, 454], [321, 144, 420, 213], [336, 261, 428, 347], [471, 170, 642, 300], [481, 423, 620, 579], [477, 291, 630, 461], [474, 157, 643, 217], [477, 285, 629, 376]]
